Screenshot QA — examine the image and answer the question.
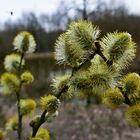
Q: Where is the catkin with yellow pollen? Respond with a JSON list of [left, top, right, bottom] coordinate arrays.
[[125, 104, 140, 127], [4, 53, 25, 72], [1, 72, 20, 94], [13, 31, 36, 53], [120, 73, 140, 105], [102, 88, 124, 109], [21, 71, 34, 86], [5, 117, 18, 131], [20, 99, 36, 116], [31, 128, 50, 140], [40, 95, 60, 113]]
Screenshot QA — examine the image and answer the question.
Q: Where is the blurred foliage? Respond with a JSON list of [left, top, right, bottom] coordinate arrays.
[[0, 1, 140, 56]]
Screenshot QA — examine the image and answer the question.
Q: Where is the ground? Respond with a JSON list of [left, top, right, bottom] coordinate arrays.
[[1, 97, 140, 140]]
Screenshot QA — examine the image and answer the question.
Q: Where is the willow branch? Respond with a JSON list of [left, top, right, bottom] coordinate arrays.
[[31, 44, 97, 137], [95, 41, 113, 66], [16, 52, 24, 140], [16, 90, 22, 140], [31, 41, 113, 137], [57, 51, 97, 98], [31, 110, 47, 137]]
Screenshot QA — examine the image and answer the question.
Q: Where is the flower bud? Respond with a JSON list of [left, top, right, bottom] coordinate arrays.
[[4, 54, 25, 72], [20, 99, 36, 116], [5, 117, 18, 131], [21, 71, 34, 86]]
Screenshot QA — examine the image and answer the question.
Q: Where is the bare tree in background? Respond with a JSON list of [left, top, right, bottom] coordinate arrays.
[[83, 0, 88, 20]]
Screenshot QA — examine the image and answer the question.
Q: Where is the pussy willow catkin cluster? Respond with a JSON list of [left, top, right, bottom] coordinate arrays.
[[0, 20, 140, 140]]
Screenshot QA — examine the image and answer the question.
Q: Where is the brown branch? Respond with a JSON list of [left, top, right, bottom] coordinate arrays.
[[16, 91, 22, 140], [117, 86, 132, 105], [31, 110, 47, 137], [95, 41, 113, 66]]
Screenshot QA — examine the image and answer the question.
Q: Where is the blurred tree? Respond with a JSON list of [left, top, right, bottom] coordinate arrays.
[[0, 0, 140, 57], [0, 13, 63, 54]]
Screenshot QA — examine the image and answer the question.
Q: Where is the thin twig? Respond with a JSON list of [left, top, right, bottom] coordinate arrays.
[[117, 86, 132, 105], [16, 91, 22, 140], [95, 41, 113, 66]]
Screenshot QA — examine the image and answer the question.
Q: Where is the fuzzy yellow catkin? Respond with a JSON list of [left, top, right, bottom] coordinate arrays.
[[68, 20, 100, 49], [20, 99, 36, 116], [40, 95, 60, 113], [4, 53, 25, 72], [125, 104, 140, 127], [51, 74, 71, 93], [21, 71, 34, 86], [71, 71, 90, 91], [88, 64, 117, 94], [1, 72, 20, 94], [0, 130, 5, 140], [55, 20, 100, 67], [102, 88, 125, 109], [5, 117, 18, 131], [100, 32, 136, 66], [121, 73, 140, 92], [13, 31, 36, 53], [120, 73, 140, 105], [31, 128, 50, 140]]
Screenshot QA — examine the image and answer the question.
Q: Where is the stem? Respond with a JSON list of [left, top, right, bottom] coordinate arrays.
[[86, 95, 91, 107], [16, 92, 22, 140], [32, 110, 47, 137], [16, 52, 24, 140], [83, 0, 88, 20], [95, 41, 113, 66], [118, 86, 132, 105], [18, 53, 24, 72]]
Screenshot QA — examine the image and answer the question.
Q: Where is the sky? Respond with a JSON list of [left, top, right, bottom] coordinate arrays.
[[0, 0, 140, 24]]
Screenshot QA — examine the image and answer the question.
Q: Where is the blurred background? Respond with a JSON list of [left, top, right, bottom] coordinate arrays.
[[1, 0, 140, 140]]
